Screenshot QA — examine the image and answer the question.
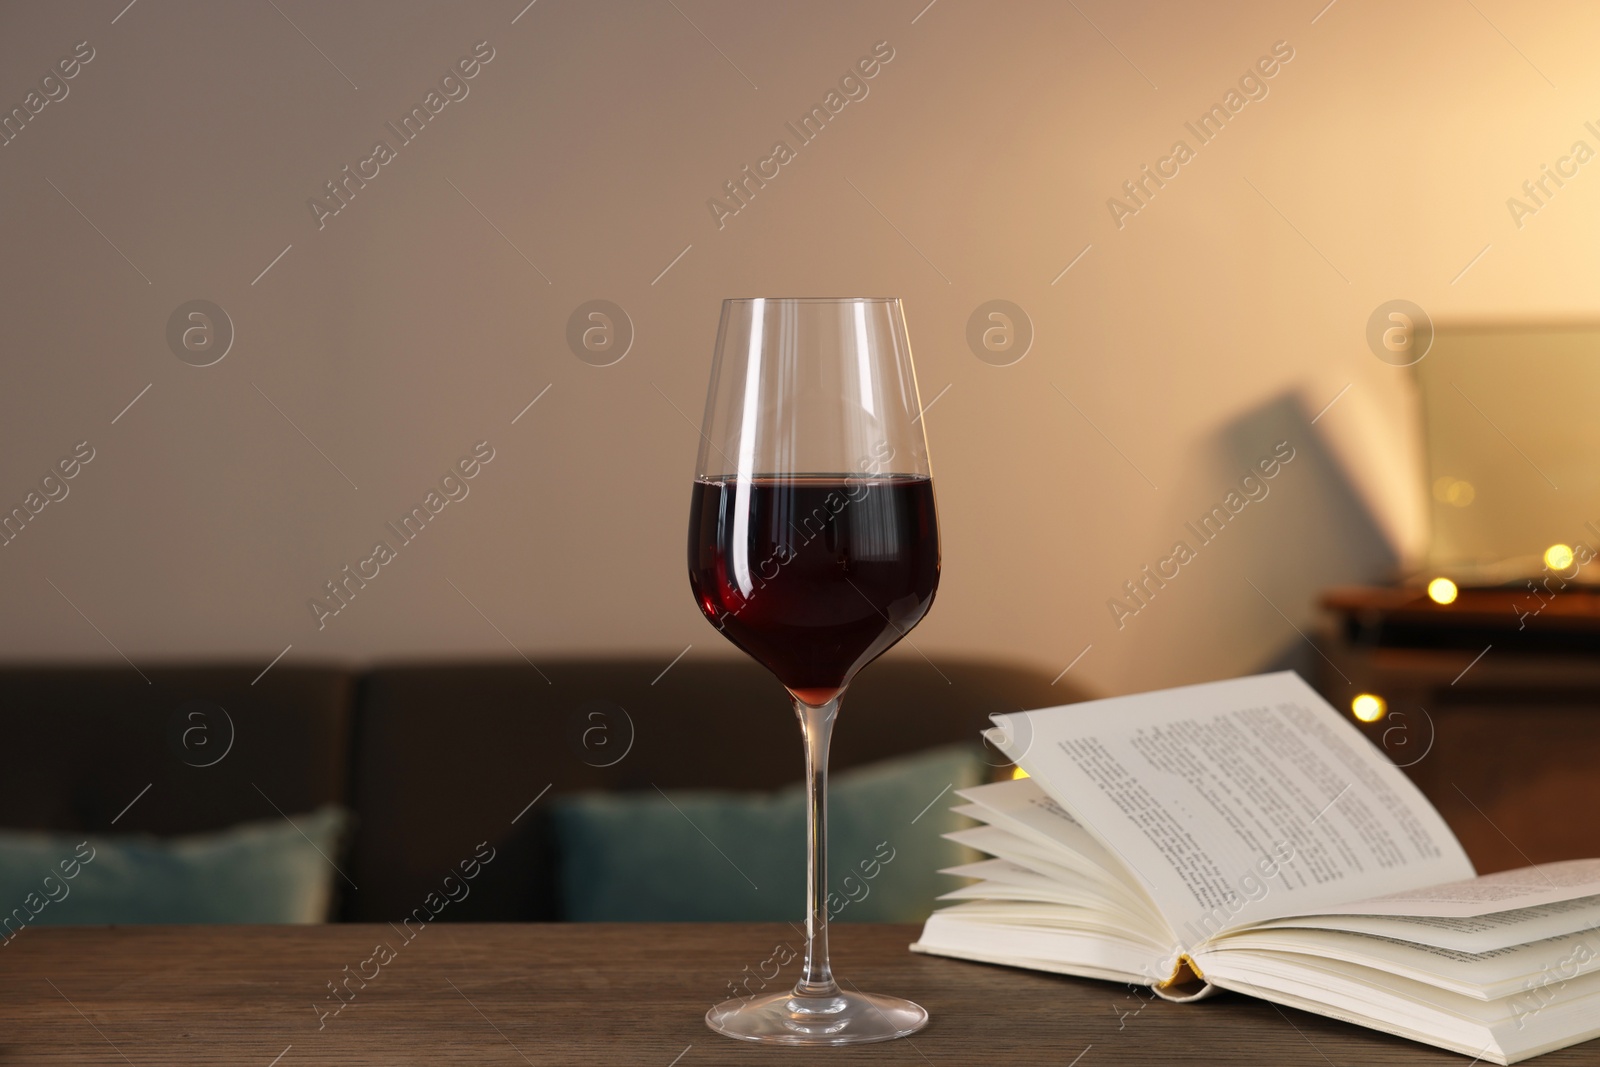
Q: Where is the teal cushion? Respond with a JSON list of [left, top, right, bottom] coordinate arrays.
[[0, 807, 347, 930], [553, 744, 984, 922]]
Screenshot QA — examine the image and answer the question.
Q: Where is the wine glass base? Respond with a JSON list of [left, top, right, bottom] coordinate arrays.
[[705, 988, 928, 1045]]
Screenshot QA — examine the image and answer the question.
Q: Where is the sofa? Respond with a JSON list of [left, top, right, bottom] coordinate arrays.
[[0, 655, 1074, 923]]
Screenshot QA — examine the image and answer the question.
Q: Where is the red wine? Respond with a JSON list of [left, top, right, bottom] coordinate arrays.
[[688, 475, 939, 705]]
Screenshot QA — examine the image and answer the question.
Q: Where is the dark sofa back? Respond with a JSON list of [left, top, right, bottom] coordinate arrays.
[[344, 655, 1071, 921], [0, 664, 354, 837], [0, 656, 1075, 922]]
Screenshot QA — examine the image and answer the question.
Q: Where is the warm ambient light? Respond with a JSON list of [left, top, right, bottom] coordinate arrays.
[[1427, 577, 1458, 605], [1351, 694, 1387, 723], [1432, 476, 1475, 507], [1545, 544, 1575, 571], [1011, 766, 1030, 779]]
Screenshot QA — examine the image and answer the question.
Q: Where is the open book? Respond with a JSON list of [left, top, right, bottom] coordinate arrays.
[[911, 672, 1600, 1064]]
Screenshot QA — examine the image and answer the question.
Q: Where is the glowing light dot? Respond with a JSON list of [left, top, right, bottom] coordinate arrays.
[[1352, 694, 1387, 723], [1432, 477, 1475, 507], [1545, 544, 1575, 571], [1427, 577, 1459, 605]]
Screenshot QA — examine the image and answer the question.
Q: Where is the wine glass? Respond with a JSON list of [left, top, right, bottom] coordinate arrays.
[[688, 297, 939, 1044]]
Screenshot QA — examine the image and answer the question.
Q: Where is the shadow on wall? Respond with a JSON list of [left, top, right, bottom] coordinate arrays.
[[1096, 391, 1396, 688]]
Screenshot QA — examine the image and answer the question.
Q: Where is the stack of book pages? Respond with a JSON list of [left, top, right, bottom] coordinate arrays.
[[913, 672, 1600, 1064]]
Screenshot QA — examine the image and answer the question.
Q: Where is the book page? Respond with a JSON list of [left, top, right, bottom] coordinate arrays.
[[1293, 859, 1600, 919], [988, 671, 1474, 950], [954, 779, 1126, 879], [1202, 923, 1600, 1002], [1250, 892, 1600, 953]]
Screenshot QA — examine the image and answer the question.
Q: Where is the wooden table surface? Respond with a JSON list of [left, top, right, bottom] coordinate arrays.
[[3, 923, 1594, 1065]]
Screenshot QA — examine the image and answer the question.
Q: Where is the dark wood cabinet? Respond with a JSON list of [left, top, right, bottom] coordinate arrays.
[[1316, 587, 1600, 873]]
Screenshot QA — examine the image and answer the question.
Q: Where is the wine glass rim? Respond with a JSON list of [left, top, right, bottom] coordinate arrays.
[[722, 296, 901, 304]]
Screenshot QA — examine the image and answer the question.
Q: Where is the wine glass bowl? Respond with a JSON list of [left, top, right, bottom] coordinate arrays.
[[688, 297, 939, 1045], [686, 473, 939, 708]]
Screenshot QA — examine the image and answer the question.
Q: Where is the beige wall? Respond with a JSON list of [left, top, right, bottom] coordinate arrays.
[[1, 0, 1595, 697]]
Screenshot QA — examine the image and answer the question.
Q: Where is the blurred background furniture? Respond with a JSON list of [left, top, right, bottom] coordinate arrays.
[[1414, 323, 1600, 586], [1316, 586, 1600, 874], [0, 655, 1071, 924], [0, 664, 354, 837], [1303, 322, 1600, 874]]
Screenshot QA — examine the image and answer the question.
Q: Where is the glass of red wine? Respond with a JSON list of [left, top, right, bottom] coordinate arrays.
[[689, 297, 939, 1045]]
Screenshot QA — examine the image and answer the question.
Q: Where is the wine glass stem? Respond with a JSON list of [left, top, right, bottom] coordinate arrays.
[[794, 695, 841, 999]]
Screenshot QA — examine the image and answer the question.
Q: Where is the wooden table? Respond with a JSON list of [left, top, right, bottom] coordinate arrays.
[[3, 923, 1593, 1065]]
